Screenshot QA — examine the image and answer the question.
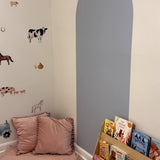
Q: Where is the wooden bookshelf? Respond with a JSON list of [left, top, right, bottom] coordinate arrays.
[[93, 122, 151, 160]]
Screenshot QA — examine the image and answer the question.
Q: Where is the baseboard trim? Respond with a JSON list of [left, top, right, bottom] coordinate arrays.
[[74, 143, 93, 160], [0, 140, 17, 153]]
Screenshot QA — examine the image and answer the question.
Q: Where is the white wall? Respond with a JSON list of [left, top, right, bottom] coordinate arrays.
[[0, 0, 53, 143], [51, 0, 78, 139], [129, 0, 160, 140]]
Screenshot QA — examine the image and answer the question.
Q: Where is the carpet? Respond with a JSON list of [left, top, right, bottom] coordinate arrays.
[[0, 146, 84, 160]]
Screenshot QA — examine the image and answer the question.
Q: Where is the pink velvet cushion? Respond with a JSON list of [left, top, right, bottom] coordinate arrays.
[[34, 116, 74, 155], [12, 112, 50, 155]]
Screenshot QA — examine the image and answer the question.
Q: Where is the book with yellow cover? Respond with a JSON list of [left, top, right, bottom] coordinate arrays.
[[104, 119, 114, 137], [99, 140, 109, 160]]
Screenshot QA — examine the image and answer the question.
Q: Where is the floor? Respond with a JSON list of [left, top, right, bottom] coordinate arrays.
[[0, 146, 84, 160]]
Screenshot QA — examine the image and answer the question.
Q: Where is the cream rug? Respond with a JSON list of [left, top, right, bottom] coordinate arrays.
[[0, 146, 84, 160]]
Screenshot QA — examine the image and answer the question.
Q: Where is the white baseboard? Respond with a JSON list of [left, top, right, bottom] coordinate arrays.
[[0, 140, 17, 153], [74, 143, 93, 160]]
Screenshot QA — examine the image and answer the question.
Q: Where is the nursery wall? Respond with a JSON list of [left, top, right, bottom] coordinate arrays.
[[51, 0, 78, 138], [76, 0, 133, 154], [129, 0, 160, 141], [0, 0, 53, 143]]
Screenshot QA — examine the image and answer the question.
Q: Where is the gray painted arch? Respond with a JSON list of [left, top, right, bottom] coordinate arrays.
[[76, 0, 133, 154]]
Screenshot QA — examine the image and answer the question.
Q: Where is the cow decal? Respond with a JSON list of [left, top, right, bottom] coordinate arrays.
[[27, 27, 48, 43]]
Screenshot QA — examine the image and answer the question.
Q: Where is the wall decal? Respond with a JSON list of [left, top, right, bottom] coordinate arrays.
[[10, 1, 19, 7], [1, 27, 6, 32], [14, 91, 19, 95], [0, 53, 14, 65], [20, 89, 26, 94], [34, 62, 44, 69], [0, 87, 26, 96], [27, 27, 48, 43], [32, 100, 44, 113], [0, 87, 15, 96], [0, 120, 12, 138]]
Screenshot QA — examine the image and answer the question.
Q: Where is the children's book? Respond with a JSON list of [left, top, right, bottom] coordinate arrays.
[[131, 130, 151, 156], [149, 138, 160, 160], [126, 157, 134, 160], [104, 119, 114, 137], [109, 145, 117, 160], [114, 116, 133, 146], [109, 145, 127, 160], [99, 140, 109, 160], [93, 154, 104, 160]]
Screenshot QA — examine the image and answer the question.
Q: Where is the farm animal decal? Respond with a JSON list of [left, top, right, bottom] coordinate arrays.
[[20, 89, 26, 94], [0, 53, 14, 65], [34, 62, 44, 69], [1, 27, 6, 32], [27, 27, 48, 43], [0, 87, 15, 96], [14, 89, 26, 95], [10, 1, 19, 7], [0, 120, 12, 138], [32, 100, 44, 113], [0, 87, 26, 96]]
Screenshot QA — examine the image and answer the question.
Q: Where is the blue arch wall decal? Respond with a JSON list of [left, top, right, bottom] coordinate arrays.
[[76, 0, 133, 154]]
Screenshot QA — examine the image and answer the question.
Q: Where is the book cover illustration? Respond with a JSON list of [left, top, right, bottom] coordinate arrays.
[[114, 116, 133, 146], [99, 140, 109, 160], [109, 145, 117, 160], [93, 154, 104, 160], [149, 138, 160, 160], [109, 145, 127, 160], [131, 130, 151, 156], [104, 119, 114, 137], [126, 157, 134, 160]]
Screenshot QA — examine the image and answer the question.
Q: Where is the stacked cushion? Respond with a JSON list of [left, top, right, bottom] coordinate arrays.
[[12, 112, 50, 155], [34, 117, 74, 155], [12, 112, 74, 155]]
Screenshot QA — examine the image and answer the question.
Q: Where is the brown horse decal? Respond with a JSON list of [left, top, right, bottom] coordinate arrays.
[[0, 53, 14, 65]]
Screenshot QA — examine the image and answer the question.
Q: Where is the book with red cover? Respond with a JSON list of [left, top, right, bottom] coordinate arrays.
[[149, 138, 160, 159]]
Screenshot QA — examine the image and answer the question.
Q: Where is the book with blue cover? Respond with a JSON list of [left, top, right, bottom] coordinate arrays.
[[131, 130, 151, 156]]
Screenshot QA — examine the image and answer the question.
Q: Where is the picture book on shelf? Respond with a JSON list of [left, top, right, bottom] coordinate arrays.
[[114, 116, 133, 146], [104, 119, 114, 137], [99, 140, 109, 160], [131, 129, 151, 156], [126, 157, 134, 160], [93, 154, 104, 160], [149, 138, 160, 160], [109, 145, 127, 160]]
